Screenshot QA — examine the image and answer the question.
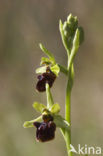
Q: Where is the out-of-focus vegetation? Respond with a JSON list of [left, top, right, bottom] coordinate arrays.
[[0, 0, 103, 156]]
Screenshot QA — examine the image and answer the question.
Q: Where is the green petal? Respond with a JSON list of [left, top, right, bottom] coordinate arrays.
[[33, 102, 47, 113], [50, 103, 60, 114]]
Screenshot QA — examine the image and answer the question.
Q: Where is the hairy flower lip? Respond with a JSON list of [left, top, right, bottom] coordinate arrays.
[[36, 68, 56, 92], [33, 113, 56, 142], [33, 121, 56, 142], [33, 122, 41, 128]]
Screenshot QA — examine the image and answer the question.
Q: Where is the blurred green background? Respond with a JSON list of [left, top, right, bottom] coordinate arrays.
[[0, 0, 103, 156]]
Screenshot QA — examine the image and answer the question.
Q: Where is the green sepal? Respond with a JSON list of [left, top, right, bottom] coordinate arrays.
[[50, 103, 60, 114], [40, 57, 54, 65], [39, 43, 55, 64], [35, 66, 47, 74], [53, 114, 70, 130], [23, 116, 42, 128], [50, 64, 60, 77], [32, 102, 47, 113]]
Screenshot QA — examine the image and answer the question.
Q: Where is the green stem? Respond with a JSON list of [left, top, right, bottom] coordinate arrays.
[[65, 78, 72, 156], [65, 130, 72, 156], [46, 83, 54, 109], [64, 28, 79, 156], [65, 67, 74, 156], [65, 80, 71, 122]]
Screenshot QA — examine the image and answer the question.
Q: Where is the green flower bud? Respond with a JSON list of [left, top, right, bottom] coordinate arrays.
[[63, 14, 78, 38]]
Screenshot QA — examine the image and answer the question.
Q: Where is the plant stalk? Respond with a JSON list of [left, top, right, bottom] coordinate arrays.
[[65, 68, 74, 156], [46, 83, 54, 109]]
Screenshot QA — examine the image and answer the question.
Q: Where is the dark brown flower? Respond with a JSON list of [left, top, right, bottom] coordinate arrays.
[[36, 68, 56, 92], [33, 121, 56, 142]]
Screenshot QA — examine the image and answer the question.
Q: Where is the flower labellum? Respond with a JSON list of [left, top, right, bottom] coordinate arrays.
[[33, 114, 56, 142], [36, 67, 56, 92], [33, 121, 56, 142]]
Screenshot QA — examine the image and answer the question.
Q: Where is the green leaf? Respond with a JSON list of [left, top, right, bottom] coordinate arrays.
[[71, 28, 80, 55], [39, 43, 55, 64], [59, 20, 70, 55], [67, 28, 80, 71], [33, 102, 47, 113], [50, 64, 60, 76], [35, 66, 46, 74], [23, 116, 42, 128], [50, 103, 60, 114], [53, 115, 70, 131]]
